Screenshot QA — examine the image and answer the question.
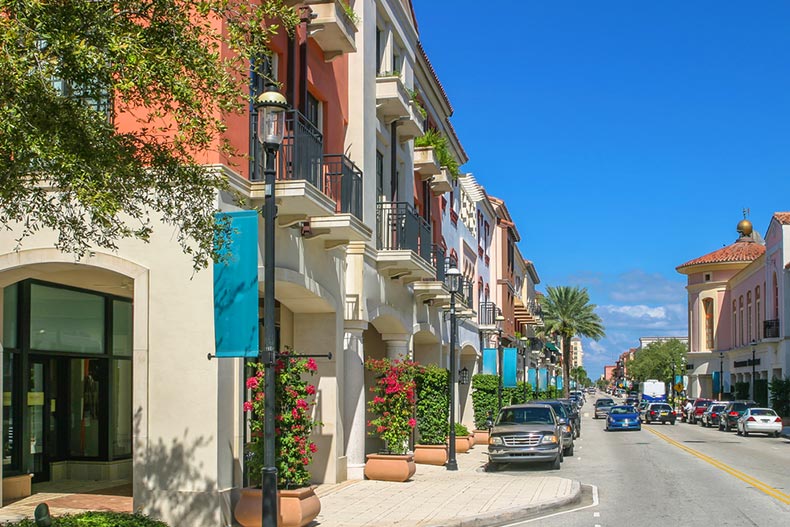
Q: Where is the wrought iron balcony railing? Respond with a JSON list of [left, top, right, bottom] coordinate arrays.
[[431, 245, 446, 283], [277, 110, 324, 190], [458, 278, 474, 307], [764, 319, 780, 339], [376, 201, 432, 264], [478, 301, 499, 327], [323, 154, 363, 220]]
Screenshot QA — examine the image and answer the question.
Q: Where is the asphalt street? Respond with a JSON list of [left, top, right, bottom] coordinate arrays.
[[495, 394, 790, 527]]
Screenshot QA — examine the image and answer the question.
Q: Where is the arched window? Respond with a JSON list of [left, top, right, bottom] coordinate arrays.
[[739, 296, 744, 346], [732, 300, 737, 346], [747, 291, 752, 342], [756, 286, 762, 340], [703, 298, 714, 350], [773, 272, 779, 320]]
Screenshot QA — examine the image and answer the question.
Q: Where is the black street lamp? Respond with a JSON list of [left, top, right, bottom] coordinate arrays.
[[520, 336, 529, 401], [445, 266, 461, 471], [532, 348, 541, 399], [671, 361, 676, 408], [496, 314, 505, 411], [255, 81, 288, 527], [719, 351, 724, 401], [750, 339, 757, 402]]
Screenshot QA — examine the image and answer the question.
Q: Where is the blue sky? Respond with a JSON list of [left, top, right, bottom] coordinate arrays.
[[414, 1, 790, 378]]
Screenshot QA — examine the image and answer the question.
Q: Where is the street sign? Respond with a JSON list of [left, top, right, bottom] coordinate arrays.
[[674, 382, 683, 393]]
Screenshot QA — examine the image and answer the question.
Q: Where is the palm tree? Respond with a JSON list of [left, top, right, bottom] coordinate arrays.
[[540, 286, 605, 397]]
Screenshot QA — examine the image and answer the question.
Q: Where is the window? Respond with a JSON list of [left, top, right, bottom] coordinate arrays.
[[756, 286, 762, 340], [305, 92, 322, 131], [703, 298, 714, 350], [732, 300, 737, 346], [30, 284, 105, 354], [376, 151, 384, 199], [773, 272, 779, 319], [747, 292, 752, 342], [739, 296, 744, 346], [112, 300, 133, 356], [249, 53, 279, 181], [375, 27, 383, 74], [704, 273, 712, 282], [3, 283, 18, 349]]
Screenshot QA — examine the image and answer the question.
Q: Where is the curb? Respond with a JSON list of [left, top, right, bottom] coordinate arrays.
[[427, 479, 583, 527]]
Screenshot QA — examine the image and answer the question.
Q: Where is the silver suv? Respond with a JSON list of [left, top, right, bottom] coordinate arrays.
[[487, 404, 563, 470]]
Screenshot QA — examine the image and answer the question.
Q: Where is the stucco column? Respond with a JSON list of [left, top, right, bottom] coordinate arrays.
[[343, 322, 367, 480], [382, 333, 411, 360]]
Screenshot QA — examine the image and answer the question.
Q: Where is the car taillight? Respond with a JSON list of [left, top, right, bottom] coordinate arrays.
[[747, 416, 756, 422], [671, 411, 676, 416], [650, 411, 656, 415], [729, 411, 738, 416], [712, 413, 717, 417], [776, 417, 783, 423]]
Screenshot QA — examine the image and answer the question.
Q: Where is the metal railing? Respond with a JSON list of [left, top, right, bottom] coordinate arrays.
[[458, 278, 474, 307], [431, 245, 446, 283], [323, 154, 363, 220], [764, 319, 780, 339], [478, 301, 499, 326], [277, 110, 324, 190], [376, 202, 432, 265]]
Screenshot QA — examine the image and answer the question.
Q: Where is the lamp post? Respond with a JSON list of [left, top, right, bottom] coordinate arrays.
[[255, 82, 288, 527], [520, 336, 529, 401], [445, 266, 461, 471], [750, 339, 757, 402], [719, 352, 723, 401], [496, 314, 505, 411], [533, 350, 541, 399], [671, 361, 676, 408]]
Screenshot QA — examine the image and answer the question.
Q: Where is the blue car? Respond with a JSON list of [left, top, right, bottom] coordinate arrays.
[[605, 405, 641, 431]]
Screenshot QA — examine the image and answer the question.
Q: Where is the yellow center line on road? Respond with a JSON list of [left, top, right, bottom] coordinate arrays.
[[646, 427, 790, 505]]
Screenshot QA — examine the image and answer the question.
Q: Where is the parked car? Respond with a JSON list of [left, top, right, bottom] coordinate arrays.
[[625, 396, 639, 407], [701, 403, 727, 428], [558, 398, 582, 438], [594, 398, 616, 419], [719, 400, 758, 431], [530, 400, 576, 454], [688, 399, 714, 424], [642, 402, 676, 424], [487, 404, 563, 470], [737, 407, 783, 437], [605, 405, 641, 431]]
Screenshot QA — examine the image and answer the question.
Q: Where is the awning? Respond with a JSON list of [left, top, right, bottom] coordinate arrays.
[[545, 342, 559, 352]]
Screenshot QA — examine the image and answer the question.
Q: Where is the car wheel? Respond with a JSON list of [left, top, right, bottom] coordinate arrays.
[[565, 444, 574, 457], [774, 431, 780, 438], [724, 422, 730, 432], [551, 454, 561, 470], [736, 427, 742, 435], [487, 461, 501, 472], [718, 423, 723, 431]]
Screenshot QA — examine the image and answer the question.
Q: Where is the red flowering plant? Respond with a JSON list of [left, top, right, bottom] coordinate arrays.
[[244, 348, 320, 490], [365, 357, 420, 455]]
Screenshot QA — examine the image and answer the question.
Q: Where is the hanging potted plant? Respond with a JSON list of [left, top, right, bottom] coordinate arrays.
[[235, 349, 321, 527], [364, 357, 419, 482], [414, 365, 449, 465]]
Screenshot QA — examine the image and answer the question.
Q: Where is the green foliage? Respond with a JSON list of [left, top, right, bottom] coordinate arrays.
[[626, 339, 688, 385], [376, 70, 401, 78], [244, 349, 320, 490], [408, 89, 428, 119], [2, 512, 169, 526], [734, 381, 750, 400], [365, 358, 419, 454], [414, 129, 459, 178], [754, 379, 769, 407], [769, 377, 790, 417], [0, 1, 298, 270], [415, 365, 449, 444], [502, 382, 533, 405], [537, 386, 558, 400], [454, 422, 469, 436], [540, 286, 606, 397], [471, 374, 498, 429], [338, 0, 360, 25]]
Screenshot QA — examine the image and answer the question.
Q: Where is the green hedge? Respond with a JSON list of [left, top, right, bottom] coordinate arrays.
[[471, 374, 498, 429], [770, 377, 790, 417], [3, 512, 169, 527], [415, 365, 449, 444]]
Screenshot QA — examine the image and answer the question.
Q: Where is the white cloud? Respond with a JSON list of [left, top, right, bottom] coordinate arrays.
[[609, 270, 686, 303]]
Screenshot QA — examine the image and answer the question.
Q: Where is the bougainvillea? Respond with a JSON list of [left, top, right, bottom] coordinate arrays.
[[365, 357, 420, 455], [244, 349, 320, 489]]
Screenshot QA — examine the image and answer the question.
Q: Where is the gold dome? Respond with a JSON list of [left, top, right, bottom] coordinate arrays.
[[737, 219, 753, 237]]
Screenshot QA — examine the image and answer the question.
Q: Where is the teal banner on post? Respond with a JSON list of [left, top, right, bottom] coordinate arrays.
[[482, 348, 497, 374], [556, 375, 563, 391], [712, 371, 720, 394], [528, 368, 537, 387], [213, 211, 260, 358], [503, 348, 517, 387]]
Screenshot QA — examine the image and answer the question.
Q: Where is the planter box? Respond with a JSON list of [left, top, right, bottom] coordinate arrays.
[[467, 434, 476, 447], [473, 429, 490, 445], [454, 436, 470, 453], [3, 474, 32, 502], [234, 486, 321, 527], [430, 167, 453, 194], [364, 453, 416, 482], [414, 147, 441, 178], [413, 444, 448, 466]]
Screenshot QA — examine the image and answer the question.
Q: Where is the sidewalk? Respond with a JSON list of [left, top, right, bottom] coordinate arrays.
[[314, 445, 582, 527]]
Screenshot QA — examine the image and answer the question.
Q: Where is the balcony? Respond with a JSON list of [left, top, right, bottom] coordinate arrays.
[[430, 167, 453, 195], [414, 146, 441, 179], [413, 245, 451, 305], [764, 319, 780, 339], [375, 75, 410, 122], [478, 301, 500, 332], [397, 102, 424, 142], [376, 202, 434, 282], [308, 0, 358, 61]]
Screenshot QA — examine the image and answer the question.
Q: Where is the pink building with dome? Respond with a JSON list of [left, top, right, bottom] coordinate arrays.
[[677, 215, 790, 404]]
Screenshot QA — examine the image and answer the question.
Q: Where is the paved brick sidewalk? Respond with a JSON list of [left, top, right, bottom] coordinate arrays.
[[314, 445, 581, 527]]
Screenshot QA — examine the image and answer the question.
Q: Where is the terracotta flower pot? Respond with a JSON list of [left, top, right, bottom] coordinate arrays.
[[413, 444, 448, 466], [454, 436, 470, 453], [468, 434, 476, 447], [234, 486, 321, 527], [364, 453, 417, 482], [473, 429, 490, 445]]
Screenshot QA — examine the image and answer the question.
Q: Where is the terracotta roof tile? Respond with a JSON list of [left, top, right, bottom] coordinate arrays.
[[677, 240, 765, 270], [774, 212, 790, 225]]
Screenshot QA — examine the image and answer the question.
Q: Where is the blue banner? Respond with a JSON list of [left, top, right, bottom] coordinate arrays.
[[528, 367, 537, 387], [213, 211, 260, 358], [540, 367, 548, 387], [502, 348, 517, 387], [712, 371, 720, 394], [482, 348, 497, 375], [556, 375, 563, 391]]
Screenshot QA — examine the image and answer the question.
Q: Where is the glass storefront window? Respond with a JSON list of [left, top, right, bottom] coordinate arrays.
[[112, 360, 132, 457], [3, 283, 18, 349], [3, 353, 17, 470], [68, 359, 104, 457], [112, 301, 133, 356], [30, 284, 105, 353]]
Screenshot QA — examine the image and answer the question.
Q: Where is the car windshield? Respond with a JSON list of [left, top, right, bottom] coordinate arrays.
[[694, 401, 710, 407], [610, 406, 636, 414], [731, 403, 746, 411], [750, 409, 777, 416], [652, 404, 671, 411], [597, 399, 614, 406], [710, 405, 726, 412], [496, 407, 554, 425]]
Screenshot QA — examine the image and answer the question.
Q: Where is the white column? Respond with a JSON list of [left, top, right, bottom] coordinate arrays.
[[382, 333, 410, 360], [343, 322, 367, 480]]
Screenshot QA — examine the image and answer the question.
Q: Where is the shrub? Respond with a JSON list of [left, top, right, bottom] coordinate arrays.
[[734, 381, 750, 400], [503, 382, 533, 405], [770, 377, 790, 417], [414, 129, 459, 178], [415, 365, 449, 444], [366, 358, 420, 454], [454, 422, 470, 436], [471, 374, 498, 429], [2, 512, 169, 526]]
